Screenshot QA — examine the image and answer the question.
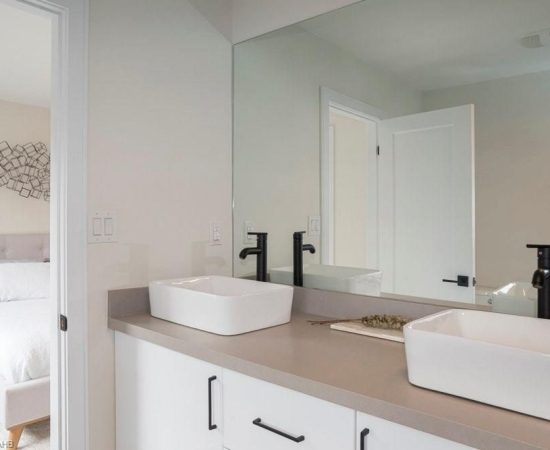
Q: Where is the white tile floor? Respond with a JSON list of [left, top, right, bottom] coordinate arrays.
[[0, 420, 49, 450]]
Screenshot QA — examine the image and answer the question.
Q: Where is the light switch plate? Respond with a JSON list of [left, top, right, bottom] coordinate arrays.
[[243, 221, 256, 244], [209, 222, 222, 246], [308, 215, 321, 237], [88, 211, 117, 244]]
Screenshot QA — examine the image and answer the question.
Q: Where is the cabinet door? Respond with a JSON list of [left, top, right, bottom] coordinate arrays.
[[223, 369, 354, 450], [115, 332, 223, 450], [357, 412, 476, 450]]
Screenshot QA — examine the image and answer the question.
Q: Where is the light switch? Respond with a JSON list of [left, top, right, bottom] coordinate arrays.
[[92, 218, 102, 236], [104, 217, 114, 236], [89, 211, 117, 243]]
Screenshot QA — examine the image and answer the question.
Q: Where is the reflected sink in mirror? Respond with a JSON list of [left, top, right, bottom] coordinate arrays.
[[270, 264, 382, 296], [491, 282, 537, 317], [149, 276, 293, 335], [404, 310, 550, 420]]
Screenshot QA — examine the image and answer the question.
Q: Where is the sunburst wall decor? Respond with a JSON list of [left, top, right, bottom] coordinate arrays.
[[0, 140, 50, 201]]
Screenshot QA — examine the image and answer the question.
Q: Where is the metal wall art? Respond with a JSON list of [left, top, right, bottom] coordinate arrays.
[[0, 141, 50, 201]]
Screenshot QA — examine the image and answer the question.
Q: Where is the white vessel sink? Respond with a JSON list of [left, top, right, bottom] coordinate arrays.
[[404, 309, 550, 420], [149, 276, 293, 335], [270, 264, 382, 296]]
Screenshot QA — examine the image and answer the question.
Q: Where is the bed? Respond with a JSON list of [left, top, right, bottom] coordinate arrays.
[[0, 234, 50, 449]]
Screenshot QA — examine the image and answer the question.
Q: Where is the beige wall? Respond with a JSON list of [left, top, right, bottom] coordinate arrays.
[[331, 110, 370, 267], [0, 99, 49, 234], [233, 27, 422, 277], [87, 0, 232, 448], [424, 70, 550, 288]]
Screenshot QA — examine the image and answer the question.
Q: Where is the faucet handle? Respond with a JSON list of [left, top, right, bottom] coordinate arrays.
[[247, 232, 268, 236], [293, 231, 306, 238]]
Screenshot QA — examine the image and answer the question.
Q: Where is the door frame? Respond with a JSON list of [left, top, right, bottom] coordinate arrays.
[[320, 87, 385, 267], [5, 0, 89, 448]]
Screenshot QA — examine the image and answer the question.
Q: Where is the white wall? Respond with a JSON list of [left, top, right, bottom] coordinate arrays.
[[87, 0, 232, 448], [0, 99, 49, 234], [232, 0, 361, 43], [233, 27, 422, 277], [424, 70, 550, 288]]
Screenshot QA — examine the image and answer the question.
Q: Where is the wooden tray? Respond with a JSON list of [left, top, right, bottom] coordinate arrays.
[[330, 321, 404, 343]]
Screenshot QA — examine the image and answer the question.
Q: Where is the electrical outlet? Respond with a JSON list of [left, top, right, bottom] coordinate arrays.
[[209, 222, 222, 246], [243, 221, 256, 244], [308, 215, 321, 237]]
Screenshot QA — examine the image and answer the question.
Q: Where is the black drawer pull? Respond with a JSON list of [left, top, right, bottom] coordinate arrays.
[[360, 427, 370, 450], [208, 376, 217, 430], [252, 418, 305, 443]]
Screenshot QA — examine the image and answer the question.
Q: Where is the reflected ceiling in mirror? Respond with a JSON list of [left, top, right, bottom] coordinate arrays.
[[233, 0, 550, 317]]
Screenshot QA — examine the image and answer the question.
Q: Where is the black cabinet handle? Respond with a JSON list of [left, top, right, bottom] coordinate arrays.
[[208, 376, 217, 430], [252, 418, 305, 443], [360, 427, 370, 450], [442, 275, 469, 287]]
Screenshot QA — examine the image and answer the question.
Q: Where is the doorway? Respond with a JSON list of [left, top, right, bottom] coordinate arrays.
[[0, 0, 88, 449]]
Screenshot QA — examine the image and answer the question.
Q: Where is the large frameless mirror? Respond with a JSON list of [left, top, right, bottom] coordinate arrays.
[[233, 0, 550, 317]]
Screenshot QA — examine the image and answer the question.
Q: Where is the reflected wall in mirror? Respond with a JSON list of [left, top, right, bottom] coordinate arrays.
[[233, 0, 550, 317]]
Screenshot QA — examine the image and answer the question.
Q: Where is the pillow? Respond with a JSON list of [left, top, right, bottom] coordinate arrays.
[[0, 262, 50, 301]]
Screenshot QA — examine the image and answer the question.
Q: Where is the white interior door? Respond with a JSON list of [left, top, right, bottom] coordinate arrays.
[[379, 105, 475, 302]]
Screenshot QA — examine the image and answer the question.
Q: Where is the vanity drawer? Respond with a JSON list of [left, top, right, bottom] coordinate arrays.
[[357, 412, 476, 450], [223, 370, 355, 450]]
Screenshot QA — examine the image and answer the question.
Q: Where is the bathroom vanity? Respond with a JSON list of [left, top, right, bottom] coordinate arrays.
[[109, 288, 550, 450]]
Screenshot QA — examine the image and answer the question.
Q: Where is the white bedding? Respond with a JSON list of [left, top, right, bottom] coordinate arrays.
[[0, 299, 50, 384]]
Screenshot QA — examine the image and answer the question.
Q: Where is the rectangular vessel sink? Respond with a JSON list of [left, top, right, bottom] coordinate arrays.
[[270, 264, 382, 296], [404, 309, 550, 420], [149, 276, 293, 335]]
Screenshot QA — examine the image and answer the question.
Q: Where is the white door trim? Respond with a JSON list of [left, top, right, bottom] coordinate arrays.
[[320, 87, 385, 267], [8, 0, 89, 448]]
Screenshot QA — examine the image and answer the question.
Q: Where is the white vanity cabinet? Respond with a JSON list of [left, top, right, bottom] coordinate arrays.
[[115, 334, 476, 450], [356, 412, 475, 450], [115, 332, 223, 450], [223, 369, 355, 450]]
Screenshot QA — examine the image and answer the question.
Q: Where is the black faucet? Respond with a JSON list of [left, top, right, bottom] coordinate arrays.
[[293, 231, 316, 287], [527, 244, 550, 319], [239, 232, 268, 282]]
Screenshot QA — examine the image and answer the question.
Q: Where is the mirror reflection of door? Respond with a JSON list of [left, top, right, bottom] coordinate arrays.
[[379, 105, 475, 303], [323, 97, 475, 302]]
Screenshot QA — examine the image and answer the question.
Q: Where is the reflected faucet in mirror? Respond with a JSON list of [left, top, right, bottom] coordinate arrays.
[[293, 231, 316, 287], [527, 244, 550, 319], [239, 232, 268, 282]]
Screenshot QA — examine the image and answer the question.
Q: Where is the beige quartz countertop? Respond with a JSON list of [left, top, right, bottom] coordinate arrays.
[[109, 312, 550, 450]]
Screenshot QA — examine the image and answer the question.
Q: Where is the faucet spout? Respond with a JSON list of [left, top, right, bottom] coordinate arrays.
[[293, 231, 316, 287], [239, 247, 260, 259], [239, 232, 268, 282]]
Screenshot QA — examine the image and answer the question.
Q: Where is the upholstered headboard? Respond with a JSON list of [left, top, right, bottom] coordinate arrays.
[[0, 234, 49, 261]]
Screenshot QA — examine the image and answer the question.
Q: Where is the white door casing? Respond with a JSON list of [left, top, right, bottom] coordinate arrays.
[[6, 0, 89, 448], [320, 87, 385, 270], [378, 105, 475, 302]]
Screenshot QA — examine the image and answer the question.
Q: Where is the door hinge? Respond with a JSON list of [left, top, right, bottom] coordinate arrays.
[[59, 314, 68, 332], [377, 145, 380, 156]]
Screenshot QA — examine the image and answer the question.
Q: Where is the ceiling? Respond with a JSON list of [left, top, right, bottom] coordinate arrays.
[[0, 2, 51, 107], [301, 0, 550, 91]]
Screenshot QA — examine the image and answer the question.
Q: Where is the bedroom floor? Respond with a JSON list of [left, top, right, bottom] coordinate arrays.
[[0, 420, 49, 450]]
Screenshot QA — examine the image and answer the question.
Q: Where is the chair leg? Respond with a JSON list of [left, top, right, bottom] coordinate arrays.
[[7, 425, 24, 449]]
